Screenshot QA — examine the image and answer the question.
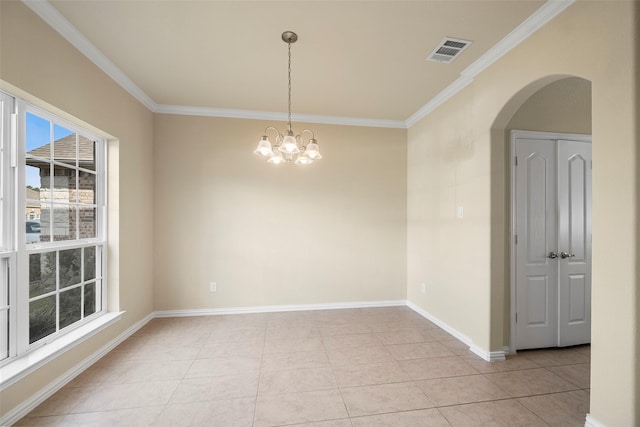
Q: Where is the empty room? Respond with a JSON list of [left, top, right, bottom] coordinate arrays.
[[0, 0, 638, 426]]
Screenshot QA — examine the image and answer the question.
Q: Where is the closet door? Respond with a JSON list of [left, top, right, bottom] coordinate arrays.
[[514, 136, 592, 350], [515, 138, 558, 350], [557, 140, 592, 347]]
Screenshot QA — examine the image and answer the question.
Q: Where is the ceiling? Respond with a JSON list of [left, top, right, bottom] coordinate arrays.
[[41, 0, 553, 125]]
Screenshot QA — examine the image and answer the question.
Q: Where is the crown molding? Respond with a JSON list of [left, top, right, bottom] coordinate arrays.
[[22, 0, 158, 112], [155, 104, 407, 129], [22, 0, 405, 129], [461, 0, 575, 79], [406, 0, 575, 128], [24, 0, 573, 130], [405, 76, 473, 128]]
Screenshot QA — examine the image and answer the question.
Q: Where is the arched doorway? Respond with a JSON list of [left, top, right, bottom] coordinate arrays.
[[489, 75, 592, 353]]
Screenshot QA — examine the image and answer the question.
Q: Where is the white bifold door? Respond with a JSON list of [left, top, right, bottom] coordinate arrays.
[[514, 133, 592, 350]]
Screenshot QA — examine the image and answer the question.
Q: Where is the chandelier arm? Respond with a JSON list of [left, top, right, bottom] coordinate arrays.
[[264, 126, 284, 144], [300, 129, 315, 140]]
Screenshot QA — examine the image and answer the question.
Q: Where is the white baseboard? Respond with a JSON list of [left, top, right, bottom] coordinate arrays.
[[1, 312, 124, 391], [4, 298, 506, 425], [0, 313, 153, 427], [153, 299, 407, 318], [406, 301, 472, 345], [469, 344, 507, 362], [585, 414, 606, 427], [406, 301, 505, 362], [3, 299, 407, 425]]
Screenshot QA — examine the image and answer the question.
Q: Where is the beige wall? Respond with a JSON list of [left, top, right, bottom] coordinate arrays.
[[0, 1, 154, 416], [1, 0, 638, 425], [407, 1, 637, 425], [153, 114, 407, 310], [507, 76, 592, 135]]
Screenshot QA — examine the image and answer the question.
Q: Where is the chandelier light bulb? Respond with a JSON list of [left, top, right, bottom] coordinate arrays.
[[267, 152, 286, 164], [295, 155, 313, 165], [304, 139, 322, 160], [254, 136, 274, 157], [280, 134, 300, 154]]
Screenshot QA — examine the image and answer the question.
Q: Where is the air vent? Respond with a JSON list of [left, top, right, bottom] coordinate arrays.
[[426, 37, 472, 63]]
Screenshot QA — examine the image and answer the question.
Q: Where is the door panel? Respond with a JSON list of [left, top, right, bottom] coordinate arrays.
[[568, 274, 587, 323], [558, 140, 592, 346], [515, 138, 557, 350], [527, 276, 549, 325], [526, 154, 551, 265]]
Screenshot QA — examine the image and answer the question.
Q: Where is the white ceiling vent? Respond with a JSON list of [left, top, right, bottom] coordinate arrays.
[[426, 37, 472, 63]]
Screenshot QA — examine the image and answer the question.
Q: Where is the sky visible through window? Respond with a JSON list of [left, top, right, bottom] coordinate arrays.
[[26, 112, 74, 188]]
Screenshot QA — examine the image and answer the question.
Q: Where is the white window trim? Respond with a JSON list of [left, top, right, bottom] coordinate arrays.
[[0, 91, 116, 384], [1, 92, 17, 361], [0, 310, 123, 390]]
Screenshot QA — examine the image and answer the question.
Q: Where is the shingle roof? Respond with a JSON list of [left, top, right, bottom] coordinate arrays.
[[26, 134, 95, 166]]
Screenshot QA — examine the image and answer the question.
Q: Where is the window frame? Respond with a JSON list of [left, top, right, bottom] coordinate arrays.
[[1, 91, 17, 362], [0, 92, 109, 366]]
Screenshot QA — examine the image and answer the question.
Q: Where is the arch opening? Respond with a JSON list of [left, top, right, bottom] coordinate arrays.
[[489, 75, 592, 353]]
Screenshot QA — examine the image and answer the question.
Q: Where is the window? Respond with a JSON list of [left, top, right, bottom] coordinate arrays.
[[0, 92, 107, 364]]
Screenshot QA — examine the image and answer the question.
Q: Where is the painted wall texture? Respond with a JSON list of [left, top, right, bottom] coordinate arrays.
[[153, 114, 407, 311], [0, 1, 154, 416], [507, 76, 591, 135], [1, 0, 638, 425], [407, 1, 638, 425]]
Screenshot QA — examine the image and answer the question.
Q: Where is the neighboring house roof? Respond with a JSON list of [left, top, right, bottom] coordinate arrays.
[[26, 134, 95, 168]]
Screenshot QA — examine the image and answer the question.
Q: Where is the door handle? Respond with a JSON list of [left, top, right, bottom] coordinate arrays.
[[560, 251, 576, 259], [548, 251, 558, 259]]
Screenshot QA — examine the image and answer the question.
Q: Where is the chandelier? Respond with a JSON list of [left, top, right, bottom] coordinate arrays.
[[254, 31, 322, 165]]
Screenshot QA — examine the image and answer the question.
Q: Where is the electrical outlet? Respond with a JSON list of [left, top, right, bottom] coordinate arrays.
[[421, 283, 426, 294], [210, 282, 217, 293]]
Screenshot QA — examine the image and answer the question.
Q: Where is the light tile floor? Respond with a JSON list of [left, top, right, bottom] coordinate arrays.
[[16, 307, 590, 426]]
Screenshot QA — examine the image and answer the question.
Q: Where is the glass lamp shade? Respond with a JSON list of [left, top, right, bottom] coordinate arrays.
[[267, 152, 286, 164], [279, 134, 300, 154], [305, 140, 322, 160], [254, 136, 273, 157], [295, 154, 313, 165]]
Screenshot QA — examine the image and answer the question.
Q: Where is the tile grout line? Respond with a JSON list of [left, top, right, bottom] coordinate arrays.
[[423, 388, 589, 410], [16, 309, 589, 426], [512, 398, 554, 427], [539, 365, 586, 391], [251, 317, 268, 427], [320, 321, 353, 422], [139, 319, 209, 425]]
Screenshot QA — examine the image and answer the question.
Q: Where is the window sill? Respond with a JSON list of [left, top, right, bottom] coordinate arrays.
[[0, 311, 124, 391]]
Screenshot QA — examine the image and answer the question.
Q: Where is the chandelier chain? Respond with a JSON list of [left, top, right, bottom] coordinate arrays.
[[287, 41, 292, 131]]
